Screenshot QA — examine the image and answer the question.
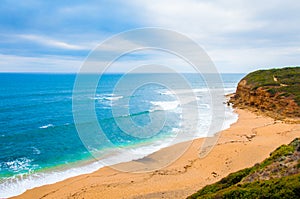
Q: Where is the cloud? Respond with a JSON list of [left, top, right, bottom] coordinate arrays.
[[1, 0, 300, 73], [126, 0, 300, 72], [18, 34, 91, 50], [128, 0, 264, 37], [0, 54, 82, 73], [208, 46, 300, 73]]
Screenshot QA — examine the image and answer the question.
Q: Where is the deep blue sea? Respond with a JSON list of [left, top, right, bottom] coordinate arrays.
[[0, 73, 244, 197]]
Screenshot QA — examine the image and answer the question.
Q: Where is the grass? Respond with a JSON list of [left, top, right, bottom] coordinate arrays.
[[187, 138, 300, 199], [241, 66, 300, 105], [244, 67, 300, 87], [188, 174, 300, 199], [258, 140, 297, 169], [210, 174, 300, 199]]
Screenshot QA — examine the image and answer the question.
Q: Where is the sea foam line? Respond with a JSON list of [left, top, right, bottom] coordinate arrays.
[[0, 128, 179, 198], [150, 101, 180, 111], [39, 124, 54, 129], [1, 88, 238, 198]]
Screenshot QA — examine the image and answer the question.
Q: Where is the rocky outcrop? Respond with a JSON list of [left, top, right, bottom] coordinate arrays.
[[229, 67, 300, 121]]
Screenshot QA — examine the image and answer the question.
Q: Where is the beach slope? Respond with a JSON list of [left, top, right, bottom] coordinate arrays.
[[13, 109, 300, 199]]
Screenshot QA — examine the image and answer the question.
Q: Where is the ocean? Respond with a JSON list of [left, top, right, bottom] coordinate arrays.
[[0, 73, 244, 197]]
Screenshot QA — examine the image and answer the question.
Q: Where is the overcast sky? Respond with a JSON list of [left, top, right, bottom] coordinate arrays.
[[0, 0, 300, 73]]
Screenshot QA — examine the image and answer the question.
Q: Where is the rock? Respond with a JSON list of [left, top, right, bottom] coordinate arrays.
[[211, 172, 218, 177], [229, 67, 300, 121]]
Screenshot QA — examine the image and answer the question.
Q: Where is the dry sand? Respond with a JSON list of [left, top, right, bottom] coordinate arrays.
[[13, 109, 300, 199]]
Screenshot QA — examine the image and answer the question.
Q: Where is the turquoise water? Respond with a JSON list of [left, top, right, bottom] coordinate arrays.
[[0, 73, 244, 197]]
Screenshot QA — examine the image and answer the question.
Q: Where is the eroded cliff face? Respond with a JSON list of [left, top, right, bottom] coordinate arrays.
[[230, 79, 300, 121]]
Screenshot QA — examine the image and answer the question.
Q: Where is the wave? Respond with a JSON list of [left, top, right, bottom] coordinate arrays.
[[222, 105, 239, 130], [90, 94, 124, 108], [39, 124, 54, 129], [193, 87, 236, 94], [157, 87, 236, 101], [31, 147, 41, 155], [105, 96, 123, 101], [0, 160, 104, 198], [0, 157, 36, 173], [159, 90, 175, 96], [150, 101, 180, 111], [0, 127, 181, 198], [90, 94, 123, 101], [0, 89, 238, 198], [98, 101, 181, 121], [117, 110, 152, 118], [0, 106, 238, 198]]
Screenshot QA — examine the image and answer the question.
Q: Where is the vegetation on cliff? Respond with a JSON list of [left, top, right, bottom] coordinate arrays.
[[244, 67, 300, 105], [187, 138, 300, 199], [230, 67, 300, 119]]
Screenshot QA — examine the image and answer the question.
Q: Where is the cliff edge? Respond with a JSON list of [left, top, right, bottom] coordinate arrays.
[[230, 67, 300, 121]]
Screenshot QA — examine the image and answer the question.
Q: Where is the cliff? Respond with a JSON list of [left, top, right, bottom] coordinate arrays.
[[230, 67, 300, 121]]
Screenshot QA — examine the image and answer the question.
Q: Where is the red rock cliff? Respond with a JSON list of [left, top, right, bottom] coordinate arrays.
[[230, 68, 300, 121]]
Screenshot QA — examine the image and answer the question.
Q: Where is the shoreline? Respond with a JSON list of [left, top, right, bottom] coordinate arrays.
[[13, 108, 300, 199], [2, 105, 237, 198]]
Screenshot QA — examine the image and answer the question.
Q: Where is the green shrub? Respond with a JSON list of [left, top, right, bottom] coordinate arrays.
[[188, 173, 300, 199], [187, 138, 300, 199], [242, 67, 300, 105]]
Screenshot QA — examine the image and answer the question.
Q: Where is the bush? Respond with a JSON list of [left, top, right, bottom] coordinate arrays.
[[242, 67, 300, 105], [187, 138, 300, 199]]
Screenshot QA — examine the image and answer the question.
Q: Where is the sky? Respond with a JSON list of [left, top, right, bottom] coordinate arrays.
[[0, 0, 300, 73]]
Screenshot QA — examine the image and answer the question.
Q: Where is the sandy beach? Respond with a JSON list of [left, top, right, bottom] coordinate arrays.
[[13, 108, 300, 199]]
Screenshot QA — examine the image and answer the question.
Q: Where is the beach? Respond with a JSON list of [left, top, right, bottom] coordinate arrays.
[[13, 108, 300, 199], [1, 1, 299, 198]]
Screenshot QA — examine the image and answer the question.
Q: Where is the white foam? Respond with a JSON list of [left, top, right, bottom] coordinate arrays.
[[150, 101, 180, 111], [1, 157, 33, 173], [159, 90, 175, 96], [193, 87, 237, 96], [91, 94, 123, 100], [91, 94, 124, 107], [0, 134, 177, 198], [193, 88, 209, 93], [104, 96, 123, 101], [0, 161, 105, 198], [1, 87, 239, 198], [222, 105, 239, 130], [39, 124, 54, 129], [31, 147, 41, 155]]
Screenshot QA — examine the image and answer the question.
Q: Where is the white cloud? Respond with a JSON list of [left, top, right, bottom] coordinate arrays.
[[18, 34, 92, 50], [2, 1, 300, 73], [0, 54, 82, 73], [125, 0, 300, 72], [208, 46, 300, 73], [129, 0, 265, 38]]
